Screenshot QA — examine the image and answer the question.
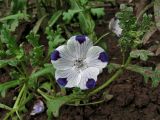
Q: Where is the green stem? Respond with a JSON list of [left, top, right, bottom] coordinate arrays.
[[15, 66, 24, 76], [0, 103, 12, 110], [37, 89, 51, 101], [16, 111, 21, 120], [4, 109, 16, 120], [88, 68, 123, 97], [13, 84, 26, 109], [4, 84, 26, 120], [21, 62, 27, 76], [67, 99, 104, 106], [94, 32, 110, 45], [122, 52, 125, 65]]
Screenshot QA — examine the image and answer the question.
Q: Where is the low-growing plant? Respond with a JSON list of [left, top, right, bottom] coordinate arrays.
[[0, 0, 160, 120]]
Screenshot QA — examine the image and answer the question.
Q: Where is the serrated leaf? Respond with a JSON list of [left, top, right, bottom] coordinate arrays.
[[0, 12, 29, 22], [45, 26, 65, 55], [0, 59, 18, 68], [30, 64, 55, 79], [0, 25, 17, 50], [130, 50, 154, 61], [80, 0, 88, 5], [26, 32, 40, 47], [29, 45, 44, 66], [46, 96, 70, 119], [10, 19, 19, 31], [107, 63, 120, 73], [91, 8, 105, 18], [63, 9, 83, 23]]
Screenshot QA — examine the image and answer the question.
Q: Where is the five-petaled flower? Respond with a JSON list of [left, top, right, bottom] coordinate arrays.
[[51, 35, 108, 90]]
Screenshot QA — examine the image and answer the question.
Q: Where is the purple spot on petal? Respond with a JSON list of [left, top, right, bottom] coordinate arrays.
[[75, 35, 86, 44], [86, 78, 96, 89], [98, 52, 108, 62], [51, 50, 61, 61], [57, 78, 67, 86]]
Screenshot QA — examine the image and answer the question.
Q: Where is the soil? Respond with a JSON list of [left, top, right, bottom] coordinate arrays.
[[1, 1, 160, 120]]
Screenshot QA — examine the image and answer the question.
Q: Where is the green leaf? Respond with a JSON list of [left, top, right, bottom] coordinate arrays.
[[29, 45, 44, 66], [0, 80, 20, 97], [11, 0, 27, 14], [91, 8, 105, 18], [80, 0, 88, 5], [0, 12, 29, 22], [0, 59, 18, 68], [26, 32, 40, 47], [48, 11, 62, 27], [30, 64, 55, 79], [0, 103, 12, 110], [46, 96, 70, 119], [63, 9, 83, 23], [45, 26, 65, 55], [130, 50, 154, 61], [32, 15, 48, 34], [0, 25, 17, 50], [40, 82, 52, 92], [78, 12, 95, 34]]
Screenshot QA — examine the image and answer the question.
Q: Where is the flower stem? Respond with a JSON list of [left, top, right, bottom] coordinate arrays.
[[4, 84, 26, 120], [13, 84, 26, 109], [67, 99, 104, 106], [94, 32, 110, 45]]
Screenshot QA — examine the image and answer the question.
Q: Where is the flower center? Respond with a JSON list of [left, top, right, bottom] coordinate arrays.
[[74, 59, 84, 68]]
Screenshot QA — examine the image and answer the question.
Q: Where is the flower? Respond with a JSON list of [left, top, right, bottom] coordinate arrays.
[[109, 17, 122, 37], [30, 100, 45, 116], [51, 35, 108, 90]]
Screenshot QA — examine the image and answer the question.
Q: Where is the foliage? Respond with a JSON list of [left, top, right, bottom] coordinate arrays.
[[116, 4, 152, 52]]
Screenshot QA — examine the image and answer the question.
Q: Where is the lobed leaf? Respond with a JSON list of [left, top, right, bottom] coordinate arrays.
[[130, 49, 154, 61]]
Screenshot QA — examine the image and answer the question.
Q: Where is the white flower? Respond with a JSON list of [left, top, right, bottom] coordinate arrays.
[[30, 100, 45, 116], [51, 35, 108, 90], [109, 18, 122, 37]]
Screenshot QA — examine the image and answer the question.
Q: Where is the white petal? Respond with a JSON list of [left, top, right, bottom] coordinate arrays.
[[85, 46, 108, 70], [109, 18, 122, 37], [51, 45, 74, 70], [114, 19, 122, 37], [78, 67, 99, 90], [56, 45, 75, 61], [51, 58, 74, 70], [55, 68, 79, 88], [30, 100, 45, 116], [67, 35, 93, 59]]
